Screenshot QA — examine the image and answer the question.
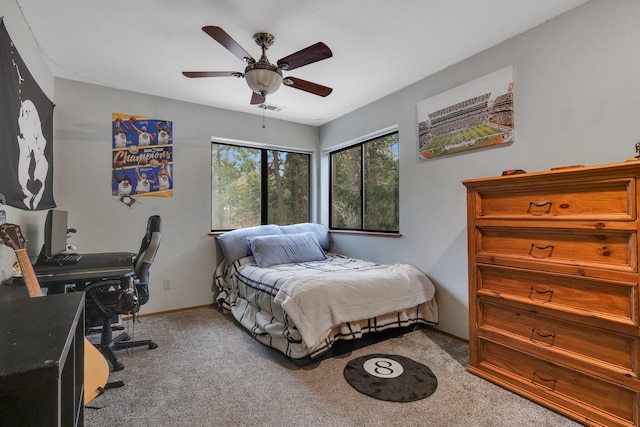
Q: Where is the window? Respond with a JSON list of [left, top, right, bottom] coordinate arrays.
[[330, 131, 399, 232], [211, 142, 310, 231]]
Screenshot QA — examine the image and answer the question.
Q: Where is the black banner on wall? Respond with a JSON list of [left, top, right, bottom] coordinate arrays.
[[0, 17, 55, 210]]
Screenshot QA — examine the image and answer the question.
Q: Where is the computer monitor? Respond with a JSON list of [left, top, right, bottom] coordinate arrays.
[[44, 209, 68, 258]]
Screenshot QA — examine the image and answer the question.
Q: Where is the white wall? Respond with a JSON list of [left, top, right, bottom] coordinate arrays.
[[319, 0, 640, 339]]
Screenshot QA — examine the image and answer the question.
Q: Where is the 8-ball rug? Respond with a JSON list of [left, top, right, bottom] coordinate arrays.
[[343, 353, 438, 402]]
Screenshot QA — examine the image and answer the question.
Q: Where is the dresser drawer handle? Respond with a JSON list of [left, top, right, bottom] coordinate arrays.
[[529, 243, 554, 258], [528, 287, 553, 301], [532, 371, 557, 391], [530, 328, 556, 345], [527, 201, 552, 215]]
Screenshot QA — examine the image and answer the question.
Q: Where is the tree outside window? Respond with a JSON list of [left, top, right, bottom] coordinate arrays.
[[330, 131, 399, 232], [211, 142, 310, 231]]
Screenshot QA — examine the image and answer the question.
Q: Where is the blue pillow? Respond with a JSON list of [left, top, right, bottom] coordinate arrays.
[[279, 222, 332, 251], [216, 224, 283, 265], [247, 232, 327, 268]]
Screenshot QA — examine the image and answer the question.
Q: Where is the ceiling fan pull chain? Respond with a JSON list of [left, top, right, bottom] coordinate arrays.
[[262, 105, 266, 128]]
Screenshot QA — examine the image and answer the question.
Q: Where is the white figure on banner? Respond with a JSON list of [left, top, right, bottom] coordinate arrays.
[[16, 99, 48, 209]]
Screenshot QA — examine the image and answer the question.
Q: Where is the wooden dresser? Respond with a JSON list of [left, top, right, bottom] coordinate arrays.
[[463, 162, 640, 427]]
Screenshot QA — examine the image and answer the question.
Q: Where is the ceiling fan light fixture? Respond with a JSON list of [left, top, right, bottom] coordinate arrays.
[[184, 27, 333, 103], [244, 63, 282, 96]]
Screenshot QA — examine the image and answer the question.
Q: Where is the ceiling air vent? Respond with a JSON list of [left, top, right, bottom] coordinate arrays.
[[257, 103, 285, 112]]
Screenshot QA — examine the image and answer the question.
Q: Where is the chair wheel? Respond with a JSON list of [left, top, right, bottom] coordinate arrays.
[[149, 342, 158, 350]]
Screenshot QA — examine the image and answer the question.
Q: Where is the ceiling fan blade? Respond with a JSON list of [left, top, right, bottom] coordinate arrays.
[[250, 92, 265, 105], [202, 26, 255, 63], [182, 71, 242, 78], [277, 42, 332, 71], [283, 77, 333, 97]]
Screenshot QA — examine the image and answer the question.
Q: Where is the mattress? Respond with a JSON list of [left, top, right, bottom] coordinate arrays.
[[214, 253, 438, 359]]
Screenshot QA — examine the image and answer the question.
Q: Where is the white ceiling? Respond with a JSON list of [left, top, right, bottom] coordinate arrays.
[[14, 0, 588, 126]]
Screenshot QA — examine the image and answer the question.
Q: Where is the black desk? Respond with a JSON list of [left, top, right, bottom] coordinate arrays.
[[33, 252, 135, 286], [1, 252, 134, 298]]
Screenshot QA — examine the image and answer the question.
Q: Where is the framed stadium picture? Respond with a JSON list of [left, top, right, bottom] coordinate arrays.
[[417, 66, 513, 160]]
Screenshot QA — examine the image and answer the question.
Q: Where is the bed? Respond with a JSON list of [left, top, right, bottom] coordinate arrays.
[[213, 223, 439, 360]]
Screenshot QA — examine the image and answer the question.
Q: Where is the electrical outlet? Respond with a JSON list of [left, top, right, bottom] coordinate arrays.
[[162, 279, 171, 290]]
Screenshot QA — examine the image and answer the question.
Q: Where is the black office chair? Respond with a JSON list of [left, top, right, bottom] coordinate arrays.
[[84, 215, 162, 371]]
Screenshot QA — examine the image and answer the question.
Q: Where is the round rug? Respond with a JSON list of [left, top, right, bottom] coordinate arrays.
[[343, 353, 437, 402]]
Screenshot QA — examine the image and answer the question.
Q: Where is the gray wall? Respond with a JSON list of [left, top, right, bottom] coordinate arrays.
[[319, 0, 640, 338], [3, 0, 640, 340]]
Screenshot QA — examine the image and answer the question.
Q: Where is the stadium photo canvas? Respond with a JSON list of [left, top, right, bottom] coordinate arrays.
[[417, 66, 514, 160]]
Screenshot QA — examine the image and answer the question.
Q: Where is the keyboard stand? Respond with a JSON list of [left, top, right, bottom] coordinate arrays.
[[32, 252, 135, 290]]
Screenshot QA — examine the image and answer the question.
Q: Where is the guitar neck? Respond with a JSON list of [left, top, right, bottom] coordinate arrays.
[[15, 249, 43, 298]]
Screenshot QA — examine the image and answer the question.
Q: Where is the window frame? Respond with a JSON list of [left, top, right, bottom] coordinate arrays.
[[211, 140, 312, 232], [328, 130, 400, 234]]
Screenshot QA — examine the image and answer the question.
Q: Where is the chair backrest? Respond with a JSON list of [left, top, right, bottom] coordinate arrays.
[[84, 216, 161, 317], [134, 215, 162, 286]]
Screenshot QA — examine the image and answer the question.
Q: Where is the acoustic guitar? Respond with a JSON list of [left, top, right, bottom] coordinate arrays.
[[0, 223, 109, 405]]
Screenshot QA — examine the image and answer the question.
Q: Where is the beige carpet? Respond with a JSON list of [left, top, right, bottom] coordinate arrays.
[[85, 306, 581, 427]]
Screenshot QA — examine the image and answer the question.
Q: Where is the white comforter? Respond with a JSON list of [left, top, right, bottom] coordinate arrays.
[[273, 262, 437, 350], [215, 254, 438, 356]]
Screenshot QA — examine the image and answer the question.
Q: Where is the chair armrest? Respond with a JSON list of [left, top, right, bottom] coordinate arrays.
[[84, 280, 122, 317], [85, 276, 139, 316], [134, 280, 150, 306]]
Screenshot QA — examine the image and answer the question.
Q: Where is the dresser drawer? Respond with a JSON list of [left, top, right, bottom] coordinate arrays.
[[478, 227, 636, 271], [476, 339, 638, 426], [474, 178, 635, 220], [478, 300, 637, 377], [476, 265, 635, 324]]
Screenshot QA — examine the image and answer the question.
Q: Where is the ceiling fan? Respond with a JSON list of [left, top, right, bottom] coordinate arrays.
[[183, 26, 333, 105]]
